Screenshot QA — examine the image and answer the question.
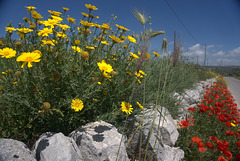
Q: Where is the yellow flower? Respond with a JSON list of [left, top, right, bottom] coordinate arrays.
[[231, 123, 236, 127], [74, 40, 80, 46], [32, 11, 43, 20], [2, 72, 6, 75], [153, 51, 160, 57], [58, 24, 70, 31], [135, 71, 143, 78], [41, 39, 56, 46], [37, 21, 44, 25], [63, 7, 69, 11], [71, 99, 84, 112], [38, 28, 53, 37], [101, 23, 110, 30], [56, 32, 67, 38], [42, 19, 60, 28], [67, 15, 76, 24], [85, 4, 98, 10], [5, 27, 16, 33], [137, 102, 144, 109], [48, 10, 62, 17], [0, 47, 16, 58], [139, 70, 147, 76], [116, 24, 129, 31], [97, 60, 113, 73], [89, 14, 99, 19], [85, 46, 95, 50], [12, 82, 17, 85], [101, 41, 109, 45], [51, 15, 63, 23], [80, 20, 94, 28], [146, 53, 151, 58], [81, 12, 89, 17], [138, 51, 141, 55], [109, 35, 124, 43], [102, 71, 112, 79], [126, 71, 132, 75], [71, 46, 82, 53], [127, 36, 136, 43], [25, 6, 36, 13], [121, 101, 133, 115], [135, 77, 141, 83], [129, 52, 139, 60], [16, 52, 41, 68], [17, 28, 33, 34], [120, 36, 127, 40]]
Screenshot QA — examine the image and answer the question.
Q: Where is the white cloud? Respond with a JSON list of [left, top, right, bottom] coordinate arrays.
[[182, 44, 240, 66], [216, 58, 240, 66], [228, 47, 240, 57], [207, 45, 214, 49], [213, 51, 225, 57], [183, 44, 204, 57]]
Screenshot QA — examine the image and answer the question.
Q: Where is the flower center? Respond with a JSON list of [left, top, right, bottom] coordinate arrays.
[[102, 66, 108, 71], [26, 57, 33, 62], [75, 103, 80, 107], [3, 51, 10, 56]]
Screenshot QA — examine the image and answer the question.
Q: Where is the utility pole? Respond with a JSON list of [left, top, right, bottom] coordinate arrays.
[[204, 43, 207, 67], [197, 56, 199, 66]]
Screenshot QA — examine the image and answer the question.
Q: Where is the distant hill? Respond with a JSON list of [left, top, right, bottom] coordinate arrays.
[[207, 66, 240, 79]]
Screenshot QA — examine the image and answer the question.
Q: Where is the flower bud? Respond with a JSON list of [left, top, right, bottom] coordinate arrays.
[[81, 51, 89, 61], [42, 102, 51, 111], [6, 69, 13, 75], [15, 41, 22, 47], [15, 71, 21, 78], [74, 40, 80, 45]]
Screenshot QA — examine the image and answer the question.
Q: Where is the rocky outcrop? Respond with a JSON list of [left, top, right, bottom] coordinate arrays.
[[33, 132, 83, 161], [174, 78, 216, 120], [69, 121, 129, 161], [0, 139, 36, 161], [127, 106, 184, 161]]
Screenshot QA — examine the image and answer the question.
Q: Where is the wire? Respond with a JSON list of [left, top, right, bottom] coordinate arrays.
[[164, 0, 200, 43]]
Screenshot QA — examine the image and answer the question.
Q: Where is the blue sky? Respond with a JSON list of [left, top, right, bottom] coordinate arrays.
[[0, 0, 240, 66]]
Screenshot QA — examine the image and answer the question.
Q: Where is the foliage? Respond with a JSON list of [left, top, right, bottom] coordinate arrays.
[[0, 4, 212, 151]]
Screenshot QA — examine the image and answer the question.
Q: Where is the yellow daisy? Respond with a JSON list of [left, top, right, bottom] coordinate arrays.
[[71, 99, 84, 112], [121, 101, 133, 115]]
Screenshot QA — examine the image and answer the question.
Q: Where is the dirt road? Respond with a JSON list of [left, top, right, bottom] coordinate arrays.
[[224, 77, 240, 109]]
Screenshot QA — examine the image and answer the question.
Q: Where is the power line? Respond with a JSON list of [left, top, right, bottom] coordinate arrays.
[[164, 0, 200, 44]]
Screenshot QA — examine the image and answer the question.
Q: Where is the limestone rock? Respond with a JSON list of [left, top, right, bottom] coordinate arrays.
[[33, 132, 83, 161], [0, 138, 36, 161], [69, 120, 129, 161], [127, 106, 183, 161]]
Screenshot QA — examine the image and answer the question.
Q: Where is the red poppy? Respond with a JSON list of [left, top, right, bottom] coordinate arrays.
[[192, 137, 201, 144], [180, 118, 194, 128], [187, 107, 195, 111], [225, 131, 234, 136], [205, 142, 215, 150], [236, 153, 240, 161], [180, 120, 189, 128], [218, 156, 227, 161], [223, 149, 232, 160], [210, 136, 218, 141], [235, 140, 240, 147], [225, 122, 232, 127], [235, 133, 240, 138]]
